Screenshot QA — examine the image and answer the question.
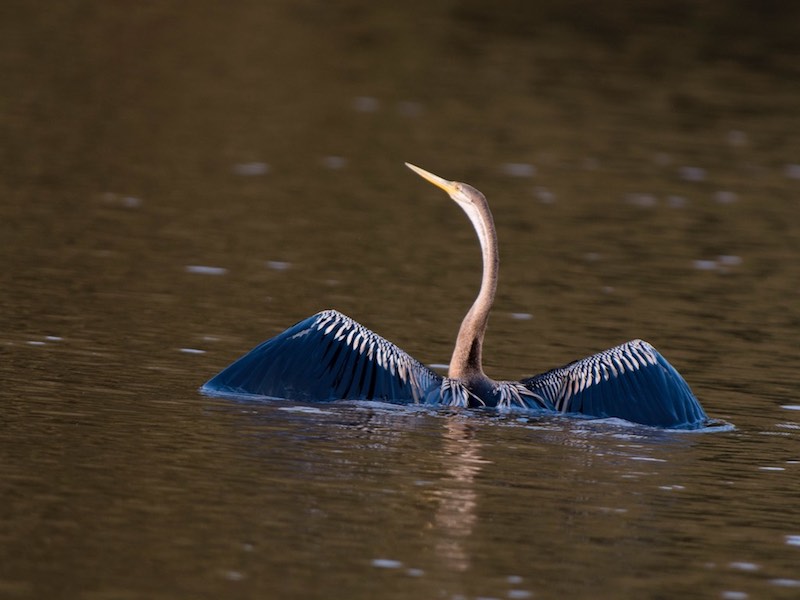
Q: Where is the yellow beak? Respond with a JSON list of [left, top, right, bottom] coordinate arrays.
[[405, 163, 459, 196]]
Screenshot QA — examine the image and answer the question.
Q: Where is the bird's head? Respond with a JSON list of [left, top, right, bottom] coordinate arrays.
[[405, 162, 485, 208]]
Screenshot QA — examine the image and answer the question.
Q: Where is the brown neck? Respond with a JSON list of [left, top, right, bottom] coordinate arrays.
[[448, 197, 498, 382]]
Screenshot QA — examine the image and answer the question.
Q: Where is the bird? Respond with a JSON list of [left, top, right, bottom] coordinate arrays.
[[201, 163, 710, 429]]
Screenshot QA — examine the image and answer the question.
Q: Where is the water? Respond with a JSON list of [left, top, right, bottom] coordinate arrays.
[[2, 2, 800, 599]]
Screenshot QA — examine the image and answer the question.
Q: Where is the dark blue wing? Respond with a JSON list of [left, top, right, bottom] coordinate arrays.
[[521, 340, 708, 429], [201, 310, 443, 403]]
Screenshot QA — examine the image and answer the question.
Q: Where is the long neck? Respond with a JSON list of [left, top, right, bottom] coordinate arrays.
[[448, 199, 498, 381]]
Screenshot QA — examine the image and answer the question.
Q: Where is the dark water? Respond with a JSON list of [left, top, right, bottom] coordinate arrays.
[[2, 2, 800, 598]]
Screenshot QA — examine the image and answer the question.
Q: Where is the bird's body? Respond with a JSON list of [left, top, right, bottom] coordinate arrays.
[[202, 164, 710, 429]]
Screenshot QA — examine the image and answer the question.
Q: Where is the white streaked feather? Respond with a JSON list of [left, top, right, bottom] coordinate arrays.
[[388, 348, 397, 376], [288, 328, 312, 340], [628, 345, 645, 367], [621, 352, 637, 371], [577, 371, 588, 393]]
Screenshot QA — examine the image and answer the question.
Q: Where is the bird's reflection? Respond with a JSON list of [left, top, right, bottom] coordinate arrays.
[[430, 417, 489, 571]]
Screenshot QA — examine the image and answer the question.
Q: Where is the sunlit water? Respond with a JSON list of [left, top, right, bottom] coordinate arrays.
[[2, 2, 800, 599]]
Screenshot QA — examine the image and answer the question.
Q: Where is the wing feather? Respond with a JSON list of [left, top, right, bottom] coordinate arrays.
[[521, 340, 707, 429], [201, 310, 442, 403]]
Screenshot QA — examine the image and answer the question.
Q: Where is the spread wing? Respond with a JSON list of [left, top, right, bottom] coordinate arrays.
[[201, 310, 442, 403], [521, 339, 708, 429]]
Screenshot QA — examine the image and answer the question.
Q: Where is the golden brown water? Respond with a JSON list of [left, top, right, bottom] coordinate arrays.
[[2, 2, 800, 599]]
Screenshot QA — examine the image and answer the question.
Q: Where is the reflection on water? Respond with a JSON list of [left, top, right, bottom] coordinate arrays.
[[2, 0, 800, 599], [431, 419, 485, 572]]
